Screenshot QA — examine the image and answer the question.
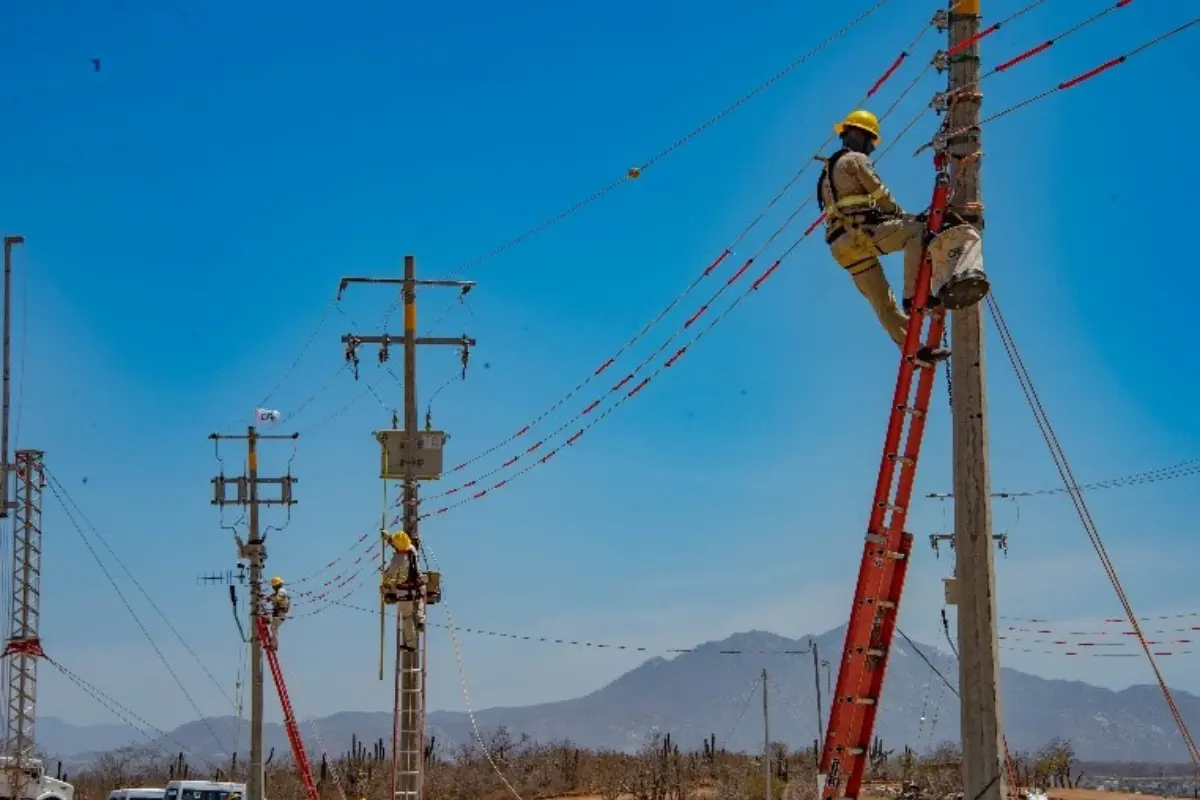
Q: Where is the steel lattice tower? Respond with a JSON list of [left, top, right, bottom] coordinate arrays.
[[4, 450, 44, 800]]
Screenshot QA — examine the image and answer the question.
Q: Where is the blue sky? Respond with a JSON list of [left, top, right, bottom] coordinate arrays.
[[1, 0, 1198, 738]]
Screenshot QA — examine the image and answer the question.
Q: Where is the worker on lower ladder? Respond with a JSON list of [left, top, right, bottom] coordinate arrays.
[[382, 529, 426, 650], [818, 109, 950, 362], [266, 576, 290, 649]]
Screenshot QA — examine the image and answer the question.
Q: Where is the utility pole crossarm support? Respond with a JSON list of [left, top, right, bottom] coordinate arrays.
[[210, 433, 300, 441], [337, 275, 475, 300], [340, 336, 476, 347]]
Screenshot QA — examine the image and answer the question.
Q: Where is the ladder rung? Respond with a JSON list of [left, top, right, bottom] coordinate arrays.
[[853, 697, 877, 705], [847, 747, 866, 756], [875, 600, 897, 609], [896, 405, 926, 417], [877, 502, 904, 512], [885, 551, 907, 561], [867, 648, 885, 657], [890, 455, 915, 466]]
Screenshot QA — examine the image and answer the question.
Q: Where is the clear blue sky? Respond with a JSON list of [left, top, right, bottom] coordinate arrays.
[[1, 0, 1198, 736]]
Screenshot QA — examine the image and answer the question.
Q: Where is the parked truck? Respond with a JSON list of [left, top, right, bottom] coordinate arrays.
[[0, 757, 74, 800]]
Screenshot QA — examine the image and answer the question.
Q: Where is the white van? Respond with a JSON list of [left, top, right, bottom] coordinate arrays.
[[108, 789, 165, 800], [163, 782, 245, 800]]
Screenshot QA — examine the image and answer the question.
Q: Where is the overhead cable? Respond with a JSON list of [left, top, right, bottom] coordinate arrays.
[[407, 9, 954, 518], [445, 0, 896, 278], [46, 479, 229, 753], [988, 290, 1200, 768]]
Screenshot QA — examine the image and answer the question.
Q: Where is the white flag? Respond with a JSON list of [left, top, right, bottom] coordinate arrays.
[[255, 408, 282, 425]]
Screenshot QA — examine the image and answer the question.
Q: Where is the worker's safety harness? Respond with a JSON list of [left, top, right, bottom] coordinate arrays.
[[270, 589, 291, 616], [817, 148, 899, 277]]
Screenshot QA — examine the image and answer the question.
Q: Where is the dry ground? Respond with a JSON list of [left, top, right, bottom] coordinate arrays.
[[538, 788, 1182, 800]]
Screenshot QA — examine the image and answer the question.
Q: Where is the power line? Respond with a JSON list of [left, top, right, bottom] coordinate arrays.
[[980, 0, 1134, 81], [255, 301, 337, 411], [44, 655, 195, 755], [401, 16, 954, 520], [445, 0, 896, 279], [249, 4, 943, 489], [918, 16, 1200, 155], [46, 469, 236, 709], [927, 457, 1200, 499], [896, 627, 958, 699], [876, 0, 1139, 163], [402, 15, 1200, 525], [45, 479, 229, 753], [328, 599, 1181, 658], [988, 289, 1200, 767]]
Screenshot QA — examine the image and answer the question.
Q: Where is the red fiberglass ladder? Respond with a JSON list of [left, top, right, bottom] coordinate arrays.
[[258, 617, 320, 800], [818, 160, 952, 800]]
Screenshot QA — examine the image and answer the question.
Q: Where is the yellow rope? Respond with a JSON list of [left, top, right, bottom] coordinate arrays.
[[379, 480, 387, 681]]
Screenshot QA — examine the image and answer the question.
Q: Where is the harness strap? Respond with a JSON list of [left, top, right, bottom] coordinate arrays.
[[834, 187, 889, 209], [817, 148, 850, 213]]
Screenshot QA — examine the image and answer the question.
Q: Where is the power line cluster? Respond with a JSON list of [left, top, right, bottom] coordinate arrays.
[[45, 473, 236, 754], [213, 0, 1200, 629], [213, 2, 1200, 546], [29, 0, 1200, 768]]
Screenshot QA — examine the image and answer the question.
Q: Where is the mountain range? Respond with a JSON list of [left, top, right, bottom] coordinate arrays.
[[40, 627, 1200, 767]]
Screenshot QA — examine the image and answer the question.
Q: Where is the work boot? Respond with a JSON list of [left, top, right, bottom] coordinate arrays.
[[938, 269, 990, 310], [915, 346, 951, 364]]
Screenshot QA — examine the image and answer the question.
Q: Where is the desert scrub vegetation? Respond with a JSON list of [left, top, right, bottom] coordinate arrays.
[[60, 729, 1083, 800]]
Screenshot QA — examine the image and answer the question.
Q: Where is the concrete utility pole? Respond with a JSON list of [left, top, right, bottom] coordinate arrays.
[[762, 669, 771, 800], [339, 255, 473, 800], [210, 427, 299, 800], [944, 1, 1007, 798], [810, 643, 824, 750]]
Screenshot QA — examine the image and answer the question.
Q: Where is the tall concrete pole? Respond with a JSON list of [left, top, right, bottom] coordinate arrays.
[[337, 262, 474, 800], [209, 427, 298, 800], [946, 2, 1007, 799], [762, 669, 771, 800], [398, 254, 421, 800], [247, 426, 265, 800]]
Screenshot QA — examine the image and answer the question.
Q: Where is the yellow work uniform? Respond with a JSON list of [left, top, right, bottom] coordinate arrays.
[[818, 149, 925, 349], [267, 588, 290, 648], [383, 545, 418, 585]]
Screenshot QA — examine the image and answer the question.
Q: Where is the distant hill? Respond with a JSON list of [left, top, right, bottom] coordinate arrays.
[[40, 628, 1200, 766]]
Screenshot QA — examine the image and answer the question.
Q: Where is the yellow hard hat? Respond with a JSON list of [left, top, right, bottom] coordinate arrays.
[[270, 576, 283, 588], [390, 531, 412, 551], [834, 109, 881, 142]]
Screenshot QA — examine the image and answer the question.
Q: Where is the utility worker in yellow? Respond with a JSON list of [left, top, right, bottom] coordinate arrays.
[[382, 529, 421, 586], [381, 529, 426, 651], [818, 110, 950, 363], [266, 576, 290, 649]]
